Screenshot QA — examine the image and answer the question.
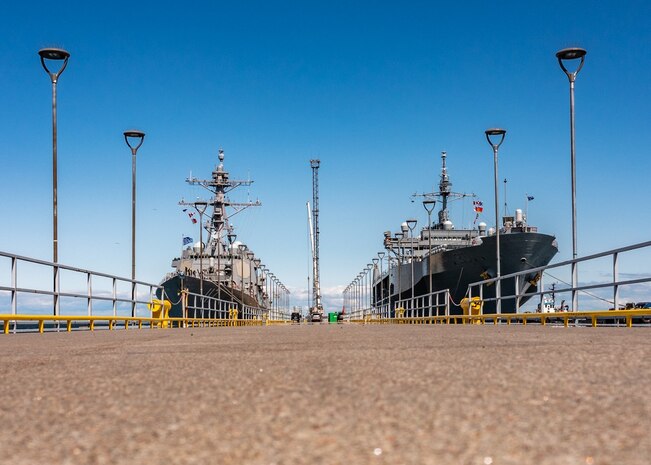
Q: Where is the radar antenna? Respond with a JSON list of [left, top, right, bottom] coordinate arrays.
[[412, 151, 476, 228]]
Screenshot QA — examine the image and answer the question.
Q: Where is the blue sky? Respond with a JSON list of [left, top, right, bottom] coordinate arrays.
[[1, 1, 650, 311]]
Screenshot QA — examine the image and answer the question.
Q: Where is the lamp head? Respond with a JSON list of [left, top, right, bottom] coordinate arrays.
[[227, 233, 236, 244], [38, 48, 70, 79], [423, 199, 436, 214], [556, 47, 587, 79], [372, 258, 379, 265], [485, 128, 507, 150], [406, 219, 417, 230], [39, 48, 70, 60], [124, 130, 146, 152], [194, 201, 208, 214], [556, 47, 587, 60], [378, 251, 385, 259]]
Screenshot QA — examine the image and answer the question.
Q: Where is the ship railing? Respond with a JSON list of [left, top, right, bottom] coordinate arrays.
[[344, 306, 373, 322], [0, 249, 170, 333], [467, 239, 651, 320], [393, 289, 450, 319], [346, 289, 451, 323], [184, 291, 244, 319], [184, 290, 277, 321]]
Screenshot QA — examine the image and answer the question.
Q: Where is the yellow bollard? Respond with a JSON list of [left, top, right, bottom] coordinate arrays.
[[148, 299, 171, 328], [460, 297, 483, 324], [396, 308, 405, 324]]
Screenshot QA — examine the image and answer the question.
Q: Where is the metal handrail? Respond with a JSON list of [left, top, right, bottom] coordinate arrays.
[[350, 308, 650, 327], [0, 250, 167, 334], [467, 239, 651, 314], [394, 289, 450, 318], [1, 314, 265, 334]]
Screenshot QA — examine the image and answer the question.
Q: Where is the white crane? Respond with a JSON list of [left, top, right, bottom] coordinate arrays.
[[308, 159, 323, 319]]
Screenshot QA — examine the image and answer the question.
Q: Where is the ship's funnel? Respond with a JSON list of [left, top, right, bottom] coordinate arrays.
[[515, 209, 523, 225]]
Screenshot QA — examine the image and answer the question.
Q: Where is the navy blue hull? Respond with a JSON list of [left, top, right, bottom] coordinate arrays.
[[376, 232, 558, 315]]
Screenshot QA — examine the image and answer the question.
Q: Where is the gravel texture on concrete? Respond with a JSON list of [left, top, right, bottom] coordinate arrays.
[[0, 324, 649, 465]]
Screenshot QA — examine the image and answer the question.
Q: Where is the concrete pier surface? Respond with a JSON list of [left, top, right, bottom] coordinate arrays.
[[1, 324, 649, 465]]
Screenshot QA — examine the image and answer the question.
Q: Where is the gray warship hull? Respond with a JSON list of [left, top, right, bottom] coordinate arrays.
[[158, 274, 261, 318]]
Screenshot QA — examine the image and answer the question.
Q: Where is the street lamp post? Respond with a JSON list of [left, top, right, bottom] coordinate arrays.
[[39, 48, 70, 317], [193, 201, 208, 315], [392, 231, 404, 314], [422, 200, 436, 315], [557, 47, 587, 312], [485, 128, 507, 314], [361, 271, 366, 316], [247, 251, 255, 297], [406, 219, 417, 315], [253, 258, 261, 304], [257, 263, 265, 320], [367, 264, 373, 315], [227, 231, 237, 282], [377, 252, 385, 317], [354, 275, 359, 317], [216, 225, 223, 304], [270, 274, 276, 319], [238, 244, 247, 316], [124, 130, 145, 317], [39, 48, 70, 267], [372, 258, 379, 315], [360, 273, 364, 316]]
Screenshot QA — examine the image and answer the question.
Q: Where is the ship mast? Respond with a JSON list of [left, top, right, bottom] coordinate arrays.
[[179, 148, 261, 251], [413, 151, 476, 229], [438, 151, 451, 225], [310, 159, 323, 313]]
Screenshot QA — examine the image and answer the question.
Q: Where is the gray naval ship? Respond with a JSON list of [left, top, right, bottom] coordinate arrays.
[[375, 152, 558, 315], [159, 149, 267, 318]]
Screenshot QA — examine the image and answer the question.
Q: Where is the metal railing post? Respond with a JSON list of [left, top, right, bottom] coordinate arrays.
[[11, 257, 17, 333], [613, 252, 619, 311], [87, 272, 92, 316], [112, 277, 117, 317], [54, 264, 60, 317], [514, 275, 520, 313]]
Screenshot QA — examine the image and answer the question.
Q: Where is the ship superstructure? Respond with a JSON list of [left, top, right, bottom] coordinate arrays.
[[160, 149, 268, 317]]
